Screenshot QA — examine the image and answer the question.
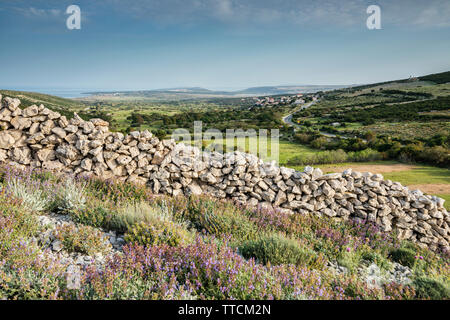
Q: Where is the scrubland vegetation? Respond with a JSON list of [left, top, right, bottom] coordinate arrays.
[[290, 79, 450, 168]]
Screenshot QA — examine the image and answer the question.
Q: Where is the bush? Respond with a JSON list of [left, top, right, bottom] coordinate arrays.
[[311, 137, 328, 149], [361, 251, 391, 271], [113, 201, 187, 233], [413, 277, 449, 300], [348, 148, 383, 162], [0, 191, 41, 257], [124, 220, 192, 247], [54, 224, 111, 255], [286, 148, 383, 166], [85, 177, 152, 204], [239, 235, 320, 267], [6, 178, 49, 212], [294, 132, 314, 144], [388, 247, 416, 268], [184, 197, 259, 242], [70, 200, 116, 229], [337, 250, 362, 273], [53, 179, 86, 214]]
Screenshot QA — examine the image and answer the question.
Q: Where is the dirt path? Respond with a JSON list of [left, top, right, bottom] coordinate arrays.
[[407, 184, 450, 194], [319, 164, 417, 174], [319, 163, 450, 194]]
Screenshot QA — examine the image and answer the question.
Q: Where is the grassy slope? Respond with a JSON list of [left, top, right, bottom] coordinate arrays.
[[0, 89, 85, 110], [1, 167, 448, 300]]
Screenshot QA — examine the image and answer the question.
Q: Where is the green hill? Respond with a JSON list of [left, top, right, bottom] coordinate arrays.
[[419, 71, 450, 84], [0, 89, 110, 122], [0, 89, 86, 110]]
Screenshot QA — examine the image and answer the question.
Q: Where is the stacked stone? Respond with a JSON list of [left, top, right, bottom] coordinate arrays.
[[0, 96, 448, 252]]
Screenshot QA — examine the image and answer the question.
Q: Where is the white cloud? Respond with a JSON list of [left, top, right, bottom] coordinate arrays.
[[83, 0, 450, 29], [216, 0, 233, 17], [15, 6, 63, 19], [411, 1, 450, 27]]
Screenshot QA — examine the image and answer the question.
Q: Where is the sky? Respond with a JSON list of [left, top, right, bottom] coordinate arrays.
[[0, 0, 449, 91]]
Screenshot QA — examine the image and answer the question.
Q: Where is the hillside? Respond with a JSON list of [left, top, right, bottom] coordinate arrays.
[[0, 89, 86, 111], [288, 71, 450, 171], [1, 165, 449, 300], [419, 71, 450, 84], [83, 85, 348, 102], [0, 95, 449, 300]]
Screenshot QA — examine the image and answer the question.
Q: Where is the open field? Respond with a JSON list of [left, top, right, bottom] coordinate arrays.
[[342, 82, 450, 98], [194, 136, 317, 164]]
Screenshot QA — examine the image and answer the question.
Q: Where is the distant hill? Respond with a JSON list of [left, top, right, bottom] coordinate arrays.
[[85, 85, 348, 101], [235, 85, 347, 96], [0, 89, 109, 122], [345, 70, 450, 92], [0, 89, 88, 117], [2, 70, 448, 104], [84, 70, 450, 100]]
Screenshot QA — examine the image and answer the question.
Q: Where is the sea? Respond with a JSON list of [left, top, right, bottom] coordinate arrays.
[[1, 87, 98, 99]]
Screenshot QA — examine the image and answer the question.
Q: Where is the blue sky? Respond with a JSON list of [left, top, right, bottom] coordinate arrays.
[[0, 0, 449, 91]]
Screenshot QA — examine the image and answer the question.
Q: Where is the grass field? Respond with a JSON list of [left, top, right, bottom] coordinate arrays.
[[194, 136, 317, 163]]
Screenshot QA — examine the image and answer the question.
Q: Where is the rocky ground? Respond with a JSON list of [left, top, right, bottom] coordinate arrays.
[[34, 213, 125, 270], [31, 209, 414, 292]]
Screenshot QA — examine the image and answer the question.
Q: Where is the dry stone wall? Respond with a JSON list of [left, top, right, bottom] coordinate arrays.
[[0, 95, 449, 252]]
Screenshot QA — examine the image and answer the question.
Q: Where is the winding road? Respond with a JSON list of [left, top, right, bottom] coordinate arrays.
[[282, 100, 351, 140], [282, 101, 316, 128]]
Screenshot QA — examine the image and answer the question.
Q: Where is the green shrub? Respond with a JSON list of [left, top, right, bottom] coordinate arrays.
[[184, 197, 259, 241], [0, 193, 41, 257], [54, 224, 111, 255], [311, 137, 328, 149], [32, 170, 58, 183], [388, 247, 416, 268], [348, 148, 383, 162], [71, 202, 114, 229], [85, 178, 152, 204], [413, 277, 449, 300], [124, 220, 192, 247], [361, 251, 391, 271], [337, 250, 362, 273], [239, 235, 321, 267], [113, 201, 188, 233]]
